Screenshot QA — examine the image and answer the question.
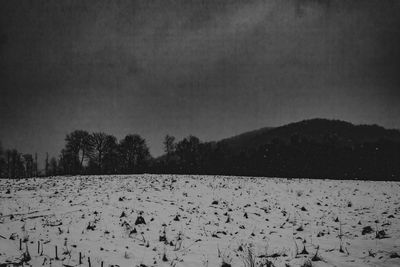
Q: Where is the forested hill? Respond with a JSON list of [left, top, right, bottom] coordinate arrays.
[[218, 118, 400, 154], [155, 118, 400, 180]]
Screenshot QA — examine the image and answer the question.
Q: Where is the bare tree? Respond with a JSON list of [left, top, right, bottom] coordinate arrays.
[[176, 136, 201, 173], [88, 132, 117, 174], [7, 149, 10, 178], [65, 130, 92, 174], [49, 157, 58, 176], [23, 154, 34, 177], [34, 153, 38, 177], [163, 134, 176, 156], [119, 134, 151, 174], [45, 152, 49, 176], [6, 149, 24, 178], [0, 142, 5, 177]]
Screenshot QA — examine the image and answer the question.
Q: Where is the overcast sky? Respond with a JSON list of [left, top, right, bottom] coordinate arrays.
[[1, 0, 400, 160]]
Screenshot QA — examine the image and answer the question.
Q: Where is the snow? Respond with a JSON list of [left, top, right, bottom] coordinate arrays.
[[1, 175, 400, 267]]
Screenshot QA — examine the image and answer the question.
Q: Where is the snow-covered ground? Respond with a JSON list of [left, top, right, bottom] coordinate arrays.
[[1, 175, 400, 267]]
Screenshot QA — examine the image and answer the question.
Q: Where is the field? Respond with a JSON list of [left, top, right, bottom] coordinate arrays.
[[1, 175, 400, 267]]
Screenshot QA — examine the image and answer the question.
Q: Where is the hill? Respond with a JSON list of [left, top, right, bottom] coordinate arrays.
[[218, 118, 400, 153], [153, 118, 400, 180]]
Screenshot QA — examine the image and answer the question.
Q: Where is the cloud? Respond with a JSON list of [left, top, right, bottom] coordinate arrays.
[[1, 0, 400, 158]]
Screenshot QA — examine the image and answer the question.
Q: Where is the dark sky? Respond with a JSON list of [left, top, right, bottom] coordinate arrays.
[[1, 0, 400, 161]]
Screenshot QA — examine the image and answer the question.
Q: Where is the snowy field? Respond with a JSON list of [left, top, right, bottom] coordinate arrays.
[[1, 175, 400, 267]]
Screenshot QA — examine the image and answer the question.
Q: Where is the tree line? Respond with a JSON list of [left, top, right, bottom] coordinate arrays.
[[153, 134, 400, 180], [1, 130, 400, 180], [0, 131, 152, 178], [0, 146, 39, 179]]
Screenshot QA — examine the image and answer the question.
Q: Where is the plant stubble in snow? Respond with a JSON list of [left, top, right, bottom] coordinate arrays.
[[0, 175, 400, 267]]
